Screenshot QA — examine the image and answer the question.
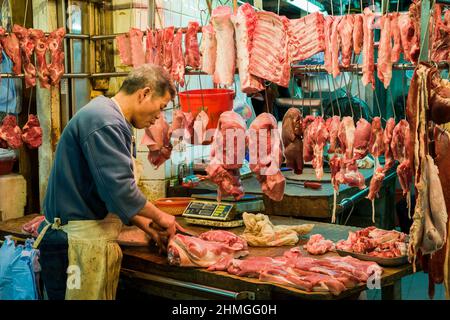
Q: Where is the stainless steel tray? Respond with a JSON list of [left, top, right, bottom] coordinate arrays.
[[335, 249, 409, 267]]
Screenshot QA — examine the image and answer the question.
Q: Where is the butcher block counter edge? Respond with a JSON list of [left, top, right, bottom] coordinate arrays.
[[0, 214, 414, 300]]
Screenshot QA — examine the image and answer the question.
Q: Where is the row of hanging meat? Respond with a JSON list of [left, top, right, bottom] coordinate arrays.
[[0, 25, 65, 89], [0, 114, 42, 150]]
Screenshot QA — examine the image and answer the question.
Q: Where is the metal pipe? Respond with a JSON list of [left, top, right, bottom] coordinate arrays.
[[90, 26, 202, 41], [121, 268, 255, 300], [1, 32, 90, 39]]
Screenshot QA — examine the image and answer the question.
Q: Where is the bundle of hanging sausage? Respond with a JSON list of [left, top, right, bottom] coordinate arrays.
[[0, 25, 65, 88]]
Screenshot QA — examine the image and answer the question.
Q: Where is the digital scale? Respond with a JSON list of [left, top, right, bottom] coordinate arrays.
[[182, 193, 264, 228]]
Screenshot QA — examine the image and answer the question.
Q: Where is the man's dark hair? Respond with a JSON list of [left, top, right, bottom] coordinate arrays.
[[119, 64, 176, 99]]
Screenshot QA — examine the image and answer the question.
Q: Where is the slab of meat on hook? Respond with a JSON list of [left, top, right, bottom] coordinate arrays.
[[338, 15, 354, 68], [383, 118, 396, 171], [367, 167, 385, 201], [282, 108, 303, 174], [185, 21, 201, 69], [171, 29, 185, 87], [129, 28, 145, 67], [310, 117, 329, 180], [249, 113, 285, 201], [22, 114, 43, 149], [249, 11, 290, 87], [141, 114, 172, 169], [337, 116, 355, 161], [369, 117, 385, 160], [232, 3, 264, 93], [429, 70, 450, 125], [431, 4, 450, 62], [13, 25, 36, 88], [145, 28, 155, 64], [377, 15, 392, 89], [29, 29, 50, 89], [398, 12, 419, 63], [116, 33, 132, 66], [353, 118, 372, 161], [0, 115, 23, 149], [288, 12, 325, 63], [302, 115, 316, 163], [362, 8, 376, 88], [206, 111, 247, 201], [154, 29, 164, 66], [390, 12, 402, 63], [48, 27, 66, 86], [1, 32, 22, 75], [326, 116, 341, 154], [353, 14, 364, 56], [162, 26, 175, 73], [391, 119, 412, 196], [200, 24, 216, 75], [330, 16, 342, 78], [211, 6, 236, 86], [323, 16, 334, 75]]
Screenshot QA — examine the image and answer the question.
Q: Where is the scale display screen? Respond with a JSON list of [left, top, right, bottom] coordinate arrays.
[[182, 201, 235, 221]]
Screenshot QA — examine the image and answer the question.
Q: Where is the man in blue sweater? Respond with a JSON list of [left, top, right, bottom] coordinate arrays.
[[37, 64, 178, 299]]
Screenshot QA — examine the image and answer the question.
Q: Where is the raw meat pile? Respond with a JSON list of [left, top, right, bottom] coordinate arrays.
[[0, 114, 43, 150], [167, 230, 249, 268], [209, 247, 382, 296], [0, 25, 65, 87], [336, 226, 408, 258], [303, 234, 335, 255]]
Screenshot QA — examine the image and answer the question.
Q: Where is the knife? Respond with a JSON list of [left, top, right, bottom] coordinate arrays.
[[288, 181, 322, 189]]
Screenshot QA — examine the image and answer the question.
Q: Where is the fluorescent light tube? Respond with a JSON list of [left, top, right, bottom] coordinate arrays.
[[287, 0, 322, 13]]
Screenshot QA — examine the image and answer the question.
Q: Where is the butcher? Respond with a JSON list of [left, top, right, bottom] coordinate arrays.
[[34, 64, 180, 300]]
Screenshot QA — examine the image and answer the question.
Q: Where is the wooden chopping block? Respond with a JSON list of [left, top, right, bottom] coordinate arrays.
[[0, 174, 27, 221]]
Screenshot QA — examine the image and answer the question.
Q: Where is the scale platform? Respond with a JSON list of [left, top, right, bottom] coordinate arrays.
[[182, 193, 264, 227]]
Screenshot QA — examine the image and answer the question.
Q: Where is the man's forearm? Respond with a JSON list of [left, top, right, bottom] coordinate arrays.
[[136, 201, 164, 221]]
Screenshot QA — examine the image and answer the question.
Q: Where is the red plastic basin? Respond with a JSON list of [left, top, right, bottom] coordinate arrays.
[[179, 89, 235, 130], [0, 159, 15, 175]]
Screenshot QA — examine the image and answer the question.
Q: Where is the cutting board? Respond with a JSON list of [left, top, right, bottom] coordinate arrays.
[[284, 167, 332, 182]]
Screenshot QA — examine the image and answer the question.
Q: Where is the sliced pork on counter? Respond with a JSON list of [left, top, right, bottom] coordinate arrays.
[[362, 8, 375, 88], [303, 234, 335, 255], [48, 27, 66, 86], [232, 3, 264, 93], [0, 115, 23, 149], [13, 25, 36, 88], [200, 24, 217, 75], [29, 29, 50, 89], [377, 15, 392, 88], [206, 111, 246, 201], [288, 12, 325, 63], [171, 29, 185, 86], [249, 11, 290, 87], [211, 6, 236, 86], [184, 21, 201, 69], [167, 231, 249, 268], [22, 114, 43, 149], [249, 113, 285, 201], [141, 114, 172, 169], [282, 108, 303, 174], [129, 28, 145, 67]]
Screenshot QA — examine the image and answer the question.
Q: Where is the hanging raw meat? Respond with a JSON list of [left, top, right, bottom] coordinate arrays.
[[116, 33, 132, 66], [2, 32, 22, 75], [377, 15, 392, 89], [0, 115, 23, 149], [353, 14, 364, 55], [13, 25, 36, 88], [281, 108, 303, 174], [352, 118, 372, 161], [29, 29, 50, 89], [323, 16, 334, 75], [206, 111, 247, 201], [184, 21, 200, 69], [249, 113, 285, 201], [129, 28, 145, 67], [330, 16, 342, 78], [0, 27, 5, 63], [48, 27, 66, 86], [171, 28, 185, 86], [22, 114, 42, 149], [140, 114, 172, 169], [302, 115, 316, 163], [145, 28, 155, 64], [390, 12, 402, 63], [211, 6, 236, 85], [326, 116, 341, 154], [391, 120, 412, 197], [200, 24, 216, 75], [362, 8, 376, 88], [338, 15, 354, 68], [369, 117, 385, 168], [162, 26, 175, 73], [310, 117, 330, 180], [383, 118, 396, 171], [232, 3, 264, 93]]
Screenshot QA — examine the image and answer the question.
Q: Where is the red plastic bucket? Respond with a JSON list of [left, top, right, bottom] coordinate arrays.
[[179, 89, 235, 130]]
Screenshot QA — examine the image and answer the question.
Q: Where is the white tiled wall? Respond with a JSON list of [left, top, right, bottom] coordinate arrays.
[[115, 0, 232, 198]]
